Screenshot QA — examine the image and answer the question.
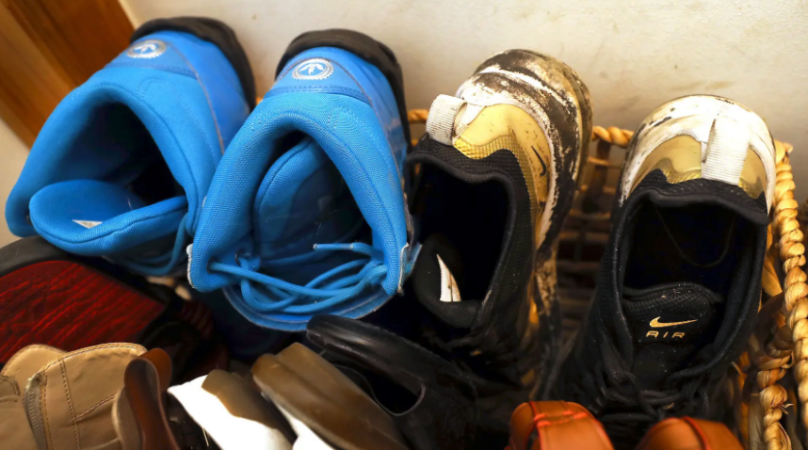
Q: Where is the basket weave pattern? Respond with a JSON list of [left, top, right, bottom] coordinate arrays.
[[751, 142, 803, 450]]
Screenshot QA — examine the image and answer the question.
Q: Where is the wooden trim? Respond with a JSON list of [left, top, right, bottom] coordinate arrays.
[[0, 0, 133, 147]]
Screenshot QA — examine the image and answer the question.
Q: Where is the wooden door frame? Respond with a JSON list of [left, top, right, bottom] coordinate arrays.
[[0, 0, 133, 147]]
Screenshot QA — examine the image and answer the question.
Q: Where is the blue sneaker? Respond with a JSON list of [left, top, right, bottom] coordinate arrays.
[[189, 30, 416, 331], [6, 17, 254, 276]]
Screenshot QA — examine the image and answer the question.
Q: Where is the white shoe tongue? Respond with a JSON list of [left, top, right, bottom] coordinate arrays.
[[622, 283, 723, 345], [252, 137, 363, 261]]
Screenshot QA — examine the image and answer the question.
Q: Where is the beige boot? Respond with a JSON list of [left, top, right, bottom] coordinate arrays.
[[0, 343, 146, 450], [0, 374, 38, 450]]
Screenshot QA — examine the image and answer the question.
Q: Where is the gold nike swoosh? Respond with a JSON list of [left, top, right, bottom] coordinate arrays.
[[649, 317, 697, 328]]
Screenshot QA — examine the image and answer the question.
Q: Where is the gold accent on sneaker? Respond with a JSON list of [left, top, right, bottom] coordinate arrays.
[[649, 317, 697, 328], [632, 135, 766, 199], [452, 103, 552, 241]]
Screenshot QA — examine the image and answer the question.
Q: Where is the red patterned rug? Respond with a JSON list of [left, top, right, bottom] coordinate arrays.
[[0, 260, 164, 363]]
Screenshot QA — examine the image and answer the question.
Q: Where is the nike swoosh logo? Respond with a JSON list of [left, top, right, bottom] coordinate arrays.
[[532, 146, 547, 176], [649, 317, 697, 328]]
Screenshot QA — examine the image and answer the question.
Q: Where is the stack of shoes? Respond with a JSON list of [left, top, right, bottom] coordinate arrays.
[[0, 12, 784, 450], [158, 315, 477, 450]]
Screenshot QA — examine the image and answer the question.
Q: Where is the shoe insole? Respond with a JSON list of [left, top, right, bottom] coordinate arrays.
[[29, 179, 187, 255]]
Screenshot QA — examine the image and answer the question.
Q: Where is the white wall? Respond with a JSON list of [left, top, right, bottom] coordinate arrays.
[[2, 0, 805, 242], [120, 0, 808, 199]]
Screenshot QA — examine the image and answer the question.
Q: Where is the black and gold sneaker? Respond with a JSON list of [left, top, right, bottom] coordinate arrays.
[[554, 95, 776, 449], [398, 50, 592, 430]]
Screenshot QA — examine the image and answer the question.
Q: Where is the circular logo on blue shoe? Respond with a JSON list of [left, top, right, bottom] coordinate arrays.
[[292, 58, 334, 80], [126, 40, 167, 59]]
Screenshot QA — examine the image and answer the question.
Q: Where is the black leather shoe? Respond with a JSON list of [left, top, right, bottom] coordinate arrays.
[[307, 314, 479, 450]]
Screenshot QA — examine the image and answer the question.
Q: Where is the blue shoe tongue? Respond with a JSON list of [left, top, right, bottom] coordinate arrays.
[[28, 179, 187, 256], [253, 137, 364, 262]]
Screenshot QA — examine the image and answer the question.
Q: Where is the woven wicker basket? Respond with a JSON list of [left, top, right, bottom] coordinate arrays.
[[407, 110, 803, 450]]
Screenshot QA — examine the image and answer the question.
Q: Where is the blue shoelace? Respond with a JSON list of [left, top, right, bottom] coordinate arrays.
[[210, 242, 388, 314], [119, 213, 189, 276]]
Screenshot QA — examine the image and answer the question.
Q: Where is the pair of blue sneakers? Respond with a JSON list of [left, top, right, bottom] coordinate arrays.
[[6, 18, 416, 331]]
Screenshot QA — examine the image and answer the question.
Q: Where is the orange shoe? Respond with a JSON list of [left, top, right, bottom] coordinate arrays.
[[506, 401, 613, 450], [635, 417, 742, 450]]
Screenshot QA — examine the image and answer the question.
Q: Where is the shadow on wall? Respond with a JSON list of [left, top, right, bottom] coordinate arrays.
[[0, 119, 28, 247]]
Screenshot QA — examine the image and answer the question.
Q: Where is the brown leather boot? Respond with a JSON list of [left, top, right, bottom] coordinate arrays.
[[506, 401, 614, 450], [112, 348, 183, 450], [635, 417, 743, 450]]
